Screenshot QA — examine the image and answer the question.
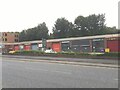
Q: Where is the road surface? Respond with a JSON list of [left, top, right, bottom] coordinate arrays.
[[2, 57, 118, 88]]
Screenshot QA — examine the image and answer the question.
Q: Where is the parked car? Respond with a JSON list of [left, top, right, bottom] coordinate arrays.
[[9, 51, 16, 54], [44, 49, 56, 53]]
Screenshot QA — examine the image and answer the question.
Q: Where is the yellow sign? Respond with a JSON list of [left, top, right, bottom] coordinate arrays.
[[105, 48, 110, 53]]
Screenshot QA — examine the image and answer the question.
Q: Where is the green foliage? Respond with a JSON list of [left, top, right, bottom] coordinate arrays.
[[19, 22, 49, 42], [12, 50, 119, 58], [74, 14, 106, 36], [19, 14, 119, 40], [15, 50, 45, 55], [96, 52, 119, 57], [105, 27, 120, 34], [54, 51, 90, 56], [52, 17, 74, 38], [52, 14, 118, 39]]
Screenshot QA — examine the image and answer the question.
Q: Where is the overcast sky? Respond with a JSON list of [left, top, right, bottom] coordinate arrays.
[[0, 0, 119, 33]]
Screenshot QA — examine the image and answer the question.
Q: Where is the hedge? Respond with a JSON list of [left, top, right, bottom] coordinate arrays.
[[6, 50, 119, 59]]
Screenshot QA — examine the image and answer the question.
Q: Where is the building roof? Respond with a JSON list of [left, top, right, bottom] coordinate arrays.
[[2, 34, 119, 45]]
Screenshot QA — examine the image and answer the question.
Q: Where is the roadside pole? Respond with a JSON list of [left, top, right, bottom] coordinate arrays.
[[42, 38, 46, 52]]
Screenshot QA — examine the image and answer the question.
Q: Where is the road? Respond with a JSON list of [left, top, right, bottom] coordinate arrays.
[[2, 57, 118, 88]]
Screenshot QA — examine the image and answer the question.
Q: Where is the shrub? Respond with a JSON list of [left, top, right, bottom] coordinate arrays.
[[13, 50, 119, 58], [97, 52, 119, 57], [14, 50, 45, 55]]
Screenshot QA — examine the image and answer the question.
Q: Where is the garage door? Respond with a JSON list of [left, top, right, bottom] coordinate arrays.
[[107, 40, 119, 52], [31, 44, 38, 50], [14, 45, 19, 51], [52, 42, 61, 52], [24, 45, 31, 51]]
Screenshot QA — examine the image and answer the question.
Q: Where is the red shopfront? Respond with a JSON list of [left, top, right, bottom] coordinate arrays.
[[106, 38, 120, 52], [52, 42, 61, 52]]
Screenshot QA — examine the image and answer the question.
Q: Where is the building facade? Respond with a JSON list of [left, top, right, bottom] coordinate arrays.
[[2, 32, 19, 43], [2, 34, 120, 53]]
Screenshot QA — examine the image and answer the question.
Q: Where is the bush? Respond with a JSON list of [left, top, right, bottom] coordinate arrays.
[[12, 50, 119, 58], [14, 50, 45, 55], [96, 52, 119, 57]]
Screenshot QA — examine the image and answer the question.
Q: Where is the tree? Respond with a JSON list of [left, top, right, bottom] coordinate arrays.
[[49, 33, 54, 39], [35, 22, 49, 40], [74, 14, 106, 36], [52, 17, 74, 38], [19, 30, 27, 42], [105, 26, 120, 34], [19, 14, 118, 41], [19, 22, 49, 41], [87, 14, 106, 35], [74, 16, 88, 36]]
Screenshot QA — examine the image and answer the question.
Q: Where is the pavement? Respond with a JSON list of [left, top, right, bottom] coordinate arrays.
[[2, 55, 119, 68]]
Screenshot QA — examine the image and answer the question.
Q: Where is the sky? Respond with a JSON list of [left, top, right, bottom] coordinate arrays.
[[0, 0, 119, 33]]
